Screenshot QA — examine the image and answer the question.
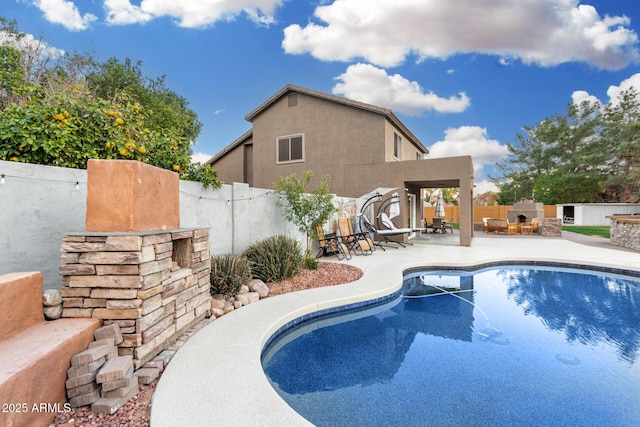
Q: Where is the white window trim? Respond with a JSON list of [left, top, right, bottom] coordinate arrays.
[[393, 133, 402, 160], [276, 134, 305, 164]]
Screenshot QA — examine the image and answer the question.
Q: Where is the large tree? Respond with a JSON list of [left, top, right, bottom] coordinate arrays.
[[492, 98, 618, 204], [600, 87, 640, 202], [0, 18, 219, 189]]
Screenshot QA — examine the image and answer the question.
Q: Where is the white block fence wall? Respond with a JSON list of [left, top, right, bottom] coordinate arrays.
[[1, 160, 351, 289]]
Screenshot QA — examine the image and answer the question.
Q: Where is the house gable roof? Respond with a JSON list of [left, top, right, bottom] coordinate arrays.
[[245, 84, 428, 154], [205, 129, 252, 165]]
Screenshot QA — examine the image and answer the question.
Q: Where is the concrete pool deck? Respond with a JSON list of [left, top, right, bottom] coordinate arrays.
[[151, 235, 639, 426]]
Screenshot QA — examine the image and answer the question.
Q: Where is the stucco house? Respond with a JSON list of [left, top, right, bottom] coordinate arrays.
[[207, 84, 474, 245]]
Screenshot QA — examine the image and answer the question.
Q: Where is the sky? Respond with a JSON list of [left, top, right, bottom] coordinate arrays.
[[3, 0, 640, 195]]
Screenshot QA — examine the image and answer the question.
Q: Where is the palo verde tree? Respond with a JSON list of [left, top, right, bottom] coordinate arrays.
[[273, 170, 337, 257]]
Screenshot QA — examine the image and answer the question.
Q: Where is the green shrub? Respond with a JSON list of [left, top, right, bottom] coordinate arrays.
[[210, 254, 252, 297], [243, 235, 303, 282], [303, 255, 319, 270]]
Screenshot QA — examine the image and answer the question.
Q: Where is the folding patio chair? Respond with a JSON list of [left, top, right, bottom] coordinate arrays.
[[315, 225, 351, 260], [338, 217, 372, 255]]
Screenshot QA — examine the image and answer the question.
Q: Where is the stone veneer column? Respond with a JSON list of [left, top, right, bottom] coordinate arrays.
[[541, 218, 562, 237], [59, 228, 211, 369], [609, 216, 640, 251]]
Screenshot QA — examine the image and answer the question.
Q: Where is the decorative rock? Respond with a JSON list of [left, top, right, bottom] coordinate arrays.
[[211, 307, 224, 317], [43, 304, 63, 320], [233, 300, 243, 309], [249, 279, 269, 298], [222, 302, 234, 314], [210, 298, 225, 310], [235, 292, 260, 306], [43, 289, 62, 306], [237, 284, 250, 294]]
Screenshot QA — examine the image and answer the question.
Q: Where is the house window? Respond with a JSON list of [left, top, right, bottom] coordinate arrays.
[[394, 133, 402, 159], [277, 135, 304, 163]]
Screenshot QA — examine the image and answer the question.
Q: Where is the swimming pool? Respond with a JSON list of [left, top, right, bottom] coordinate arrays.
[[261, 265, 640, 426]]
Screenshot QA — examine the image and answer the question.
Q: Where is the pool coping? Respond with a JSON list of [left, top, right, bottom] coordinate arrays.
[[151, 237, 640, 427]]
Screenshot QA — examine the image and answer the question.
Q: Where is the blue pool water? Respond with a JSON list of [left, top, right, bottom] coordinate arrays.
[[261, 266, 640, 426]]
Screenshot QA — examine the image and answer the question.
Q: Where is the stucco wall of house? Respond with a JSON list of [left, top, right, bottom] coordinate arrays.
[[250, 92, 388, 195], [211, 141, 248, 185], [384, 120, 423, 162], [346, 156, 475, 246]]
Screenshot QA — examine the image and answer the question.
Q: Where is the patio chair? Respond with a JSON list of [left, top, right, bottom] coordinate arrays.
[[360, 214, 409, 249], [424, 219, 434, 233], [315, 225, 351, 260], [531, 218, 541, 234], [352, 217, 376, 252], [379, 212, 426, 234], [338, 217, 372, 255], [431, 218, 444, 233]]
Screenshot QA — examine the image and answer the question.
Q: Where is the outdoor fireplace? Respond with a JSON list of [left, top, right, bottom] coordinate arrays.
[[508, 200, 544, 224], [59, 160, 211, 369]]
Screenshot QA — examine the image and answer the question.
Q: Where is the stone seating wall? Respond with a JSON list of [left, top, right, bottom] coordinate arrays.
[[541, 218, 562, 237], [0, 272, 100, 427], [609, 216, 640, 252]]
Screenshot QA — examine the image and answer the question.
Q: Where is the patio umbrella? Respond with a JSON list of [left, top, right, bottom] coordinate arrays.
[[434, 190, 445, 218]]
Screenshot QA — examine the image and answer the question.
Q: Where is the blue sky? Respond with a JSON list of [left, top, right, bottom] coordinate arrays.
[[3, 0, 640, 194]]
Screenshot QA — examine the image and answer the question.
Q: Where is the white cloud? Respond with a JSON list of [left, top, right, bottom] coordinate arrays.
[[606, 73, 640, 106], [0, 30, 65, 59], [571, 90, 601, 108], [104, 0, 285, 28], [191, 152, 214, 164], [474, 180, 499, 196], [332, 63, 470, 116], [282, 0, 639, 70], [35, 0, 97, 31], [571, 73, 640, 110], [104, 0, 153, 25], [427, 126, 508, 181]]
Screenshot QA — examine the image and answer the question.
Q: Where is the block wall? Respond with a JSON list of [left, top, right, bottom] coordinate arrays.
[[59, 228, 211, 368]]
